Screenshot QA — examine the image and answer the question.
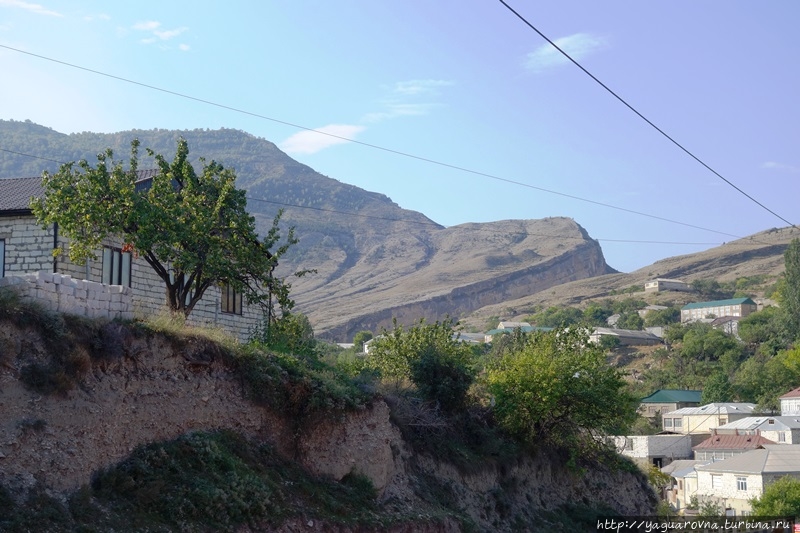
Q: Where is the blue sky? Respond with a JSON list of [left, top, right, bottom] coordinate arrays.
[[1, 1, 798, 272]]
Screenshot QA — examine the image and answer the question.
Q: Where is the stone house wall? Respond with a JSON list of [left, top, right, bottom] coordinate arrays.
[[695, 470, 764, 515], [0, 215, 261, 341]]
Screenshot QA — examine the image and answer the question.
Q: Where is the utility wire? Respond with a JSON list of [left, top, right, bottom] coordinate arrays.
[[496, 0, 796, 230], [1, 145, 774, 247], [0, 44, 755, 241]]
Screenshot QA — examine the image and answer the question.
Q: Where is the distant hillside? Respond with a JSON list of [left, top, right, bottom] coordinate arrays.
[[458, 226, 800, 331], [0, 120, 615, 340]]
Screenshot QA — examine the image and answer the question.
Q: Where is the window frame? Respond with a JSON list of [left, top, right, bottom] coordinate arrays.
[[102, 246, 132, 287], [736, 476, 747, 491], [711, 475, 723, 490], [220, 283, 242, 315]]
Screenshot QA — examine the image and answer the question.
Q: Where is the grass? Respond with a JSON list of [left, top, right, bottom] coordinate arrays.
[[0, 430, 399, 533]]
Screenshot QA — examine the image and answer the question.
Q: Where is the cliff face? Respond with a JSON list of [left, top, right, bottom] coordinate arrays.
[[0, 318, 655, 531]]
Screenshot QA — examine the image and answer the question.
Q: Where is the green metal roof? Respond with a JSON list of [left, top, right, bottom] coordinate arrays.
[[640, 389, 702, 404], [681, 297, 756, 310]]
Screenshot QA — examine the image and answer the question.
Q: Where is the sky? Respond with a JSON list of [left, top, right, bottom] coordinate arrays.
[[1, 0, 798, 273]]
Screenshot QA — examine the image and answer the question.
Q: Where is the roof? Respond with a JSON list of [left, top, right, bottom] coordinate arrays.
[[780, 386, 800, 400], [665, 403, 758, 416], [485, 326, 554, 335], [0, 177, 44, 213], [641, 390, 703, 404], [592, 327, 662, 341], [0, 171, 162, 215], [716, 416, 800, 431], [696, 445, 800, 475], [661, 459, 705, 476], [682, 298, 756, 310], [648, 278, 689, 284], [692, 433, 774, 451]]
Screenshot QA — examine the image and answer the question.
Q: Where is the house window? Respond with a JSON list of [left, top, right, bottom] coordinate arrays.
[[779, 432, 786, 443], [712, 475, 723, 489], [673, 418, 683, 429], [0, 238, 4, 277], [664, 418, 673, 429], [102, 247, 131, 286], [221, 283, 242, 315], [736, 476, 747, 491], [719, 417, 728, 426]]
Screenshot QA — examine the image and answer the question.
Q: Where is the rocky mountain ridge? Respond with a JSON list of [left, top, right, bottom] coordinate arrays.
[[0, 120, 615, 341]]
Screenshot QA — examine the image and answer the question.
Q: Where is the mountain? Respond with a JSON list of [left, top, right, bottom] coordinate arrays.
[[0, 120, 617, 340], [457, 226, 799, 332]]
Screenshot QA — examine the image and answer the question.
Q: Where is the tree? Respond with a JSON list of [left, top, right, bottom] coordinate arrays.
[[617, 311, 644, 330], [367, 318, 475, 410], [352, 330, 373, 352], [644, 308, 680, 327], [701, 372, 733, 403], [750, 475, 800, 517], [32, 139, 302, 322], [780, 238, 800, 341], [486, 328, 636, 447]]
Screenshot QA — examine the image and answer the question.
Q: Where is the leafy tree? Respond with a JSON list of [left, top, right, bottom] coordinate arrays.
[[616, 311, 644, 330], [367, 319, 475, 410], [780, 238, 800, 340], [583, 303, 612, 326], [527, 306, 583, 328], [644, 308, 680, 327], [738, 306, 791, 355], [252, 312, 316, 356], [352, 331, 373, 352], [750, 475, 800, 517], [486, 328, 636, 447], [701, 372, 733, 403], [32, 139, 303, 321], [691, 279, 727, 299]]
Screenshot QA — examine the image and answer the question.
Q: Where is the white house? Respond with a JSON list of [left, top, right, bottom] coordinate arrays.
[[780, 386, 800, 416], [713, 416, 800, 445], [611, 434, 693, 468], [662, 403, 759, 435], [644, 278, 692, 293], [694, 445, 800, 516]]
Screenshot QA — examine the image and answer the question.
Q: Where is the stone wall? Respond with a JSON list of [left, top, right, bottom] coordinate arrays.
[[0, 215, 260, 341], [0, 272, 133, 320]]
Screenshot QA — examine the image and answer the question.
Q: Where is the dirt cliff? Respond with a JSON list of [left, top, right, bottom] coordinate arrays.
[[0, 314, 656, 531]]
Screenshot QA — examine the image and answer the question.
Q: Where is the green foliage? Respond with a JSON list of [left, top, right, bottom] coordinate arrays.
[[750, 475, 800, 517], [486, 328, 636, 448], [701, 372, 733, 403], [583, 304, 612, 326], [251, 312, 316, 357], [526, 306, 583, 328], [780, 239, 800, 340], [691, 279, 731, 299], [738, 306, 792, 355], [643, 308, 680, 327], [367, 318, 475, 411], [599, 334, 621, 350], [352, 330, 373, 351], [32, 138, 302, 320], [616, 311, 644, 330]]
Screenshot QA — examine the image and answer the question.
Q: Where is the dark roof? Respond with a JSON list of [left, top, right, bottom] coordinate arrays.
[[0, 171, 161, 214], [640, 390, 702, 404], [0, 177, 44, 213], [682, 298, 756, 310], [692, 433, 774, 451]]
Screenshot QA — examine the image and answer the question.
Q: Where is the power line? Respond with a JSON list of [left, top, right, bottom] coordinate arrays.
[[1, 144, 773, 247], [496, 0, 796, 230], [0, 44, 755, 241]]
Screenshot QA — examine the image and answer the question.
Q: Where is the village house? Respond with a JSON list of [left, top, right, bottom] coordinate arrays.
[[588, 327, 662, 346], [661, 403, 759, 435], [680, 298, 757, 324], [780, 386, 800, 416], [694, 445, 800, 516], [0, 176, 262, 342], [713, 415, 800, 444], [691, 431, 774, 461], [644, 278, 693, 293], [638, 389, 702, 421], [611, 434, 693, 468]]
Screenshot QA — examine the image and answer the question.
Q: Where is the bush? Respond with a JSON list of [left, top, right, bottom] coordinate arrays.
[[410, 344, 475, 413]]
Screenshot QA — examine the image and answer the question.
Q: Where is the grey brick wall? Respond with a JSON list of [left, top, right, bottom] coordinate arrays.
[[1, 215, 262, 342]]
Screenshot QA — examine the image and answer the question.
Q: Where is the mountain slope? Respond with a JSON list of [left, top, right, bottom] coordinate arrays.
[[0, 121, 615, 340]]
